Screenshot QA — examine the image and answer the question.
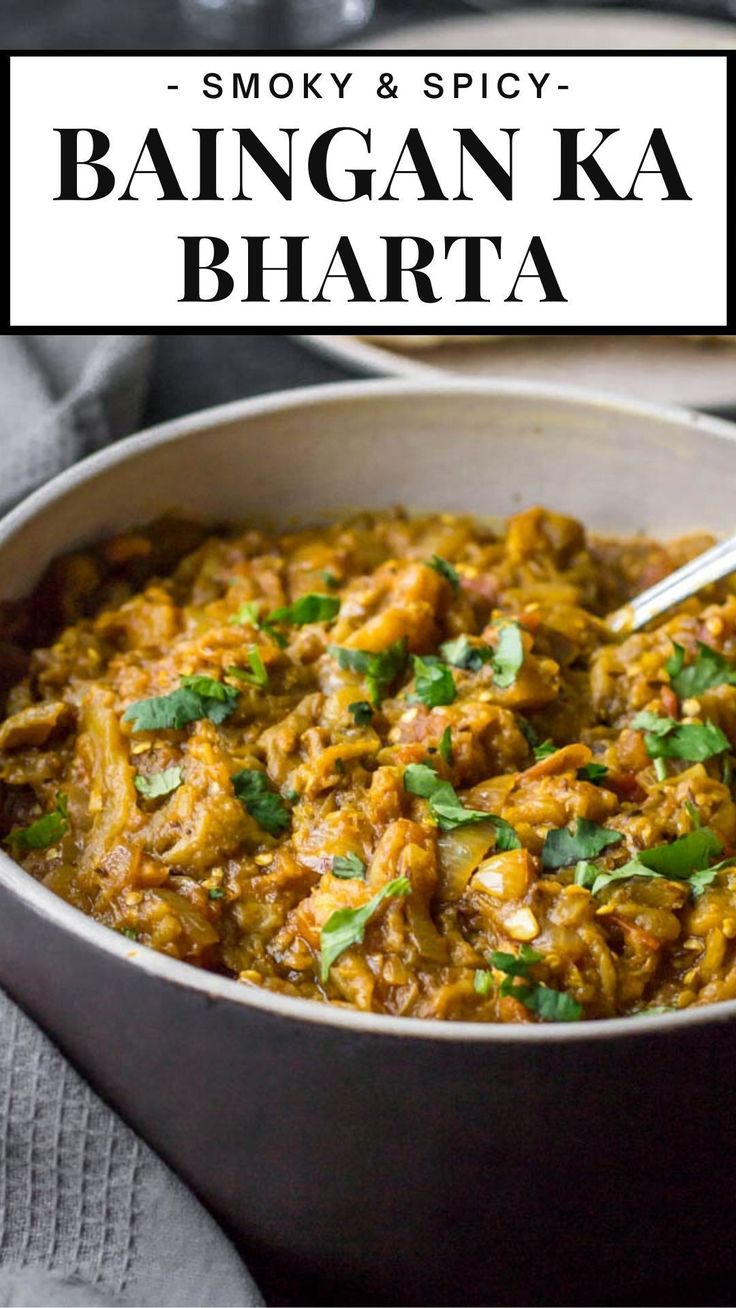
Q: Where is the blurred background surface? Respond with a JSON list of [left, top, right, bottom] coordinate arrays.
[[2, 0, 736, 48]]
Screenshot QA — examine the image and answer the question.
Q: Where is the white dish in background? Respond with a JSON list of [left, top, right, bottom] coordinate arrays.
[[299, 335, 736, 410], [353, 7, 736, 50]]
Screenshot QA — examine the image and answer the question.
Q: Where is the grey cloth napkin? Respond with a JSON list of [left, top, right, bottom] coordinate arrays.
[[0, 335, 264, 1308]]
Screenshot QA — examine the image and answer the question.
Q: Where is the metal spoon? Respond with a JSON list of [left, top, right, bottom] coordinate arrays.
[[607, 533, 736, 634]]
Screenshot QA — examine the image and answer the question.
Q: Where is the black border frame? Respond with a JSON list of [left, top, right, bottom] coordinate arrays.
[[3, 48, 733, 333]]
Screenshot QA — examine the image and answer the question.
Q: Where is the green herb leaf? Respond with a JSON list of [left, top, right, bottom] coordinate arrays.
[[232, 769, 291, 836], [577, 762, 609, 784], [330, 638, 408, 706], [438, 726, 454, 765], [427, 555, 460, 592], [541, 818, 623, 870], [491, 944, 542, 977], [473, 969, 494, 996], [6, 793, 69, 852], [533, 739, 557, 762], [404, 762, 489, 831], [573, 859, 597, 888], [409, 655, 457, 708], [489, 946, 582, 1021], [348, 700, 373, 726], [331, 852, 366, 879], [229, 600, 262, 627], [321, 570, 340, 590], [227, 646, 269, 689], [667, 641, 736, 699], [588, 826, 729, 897], [631, 710, 729, 762], [121, 927, 138, 941], [440, 634, 495, 672], [208, 887, 225, 900], [268, 593, 340, 627], [134, 766, 183, 799], [510, 984, 583, 1022], [319, 876, 411, 982], [492, 817, 523, 852], [491, 622, 525, 689], [124, 677, 239, 732]]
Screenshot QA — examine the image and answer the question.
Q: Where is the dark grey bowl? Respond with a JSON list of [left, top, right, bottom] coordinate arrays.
[[3, 380, 736, 1306]]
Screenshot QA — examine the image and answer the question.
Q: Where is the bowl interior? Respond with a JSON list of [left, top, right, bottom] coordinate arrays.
[[0, 381, 734, 603]]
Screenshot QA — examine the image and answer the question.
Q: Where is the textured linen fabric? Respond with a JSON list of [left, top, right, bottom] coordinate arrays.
[[0, 335, 263, 1308]]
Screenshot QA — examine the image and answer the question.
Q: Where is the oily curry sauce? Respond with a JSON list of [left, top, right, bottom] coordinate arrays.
[[2, 505, 736, 1023]]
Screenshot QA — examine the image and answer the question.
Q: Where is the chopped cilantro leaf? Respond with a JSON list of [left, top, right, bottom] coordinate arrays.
[[330, 638, 408, 706], [349, 700, 373, 726], [6, 793, 69, 852], [490, 946, 582, 1021], [229, 600, 262, 627], [331, 853, 366, 879], [577, 762, 609, 784], [474, 969, 494, 996], [124, 677, 239, 732], [491, 622, 525, 689], [409, 655, 457, 708], [585, 826, 731, 897], [533, 739, 557, 762], [232, 769, 291, 836], [438, 726, 454, 765], [631, 711, 729, 762], [135, 766, 183, 799], [667, 641, 736, 699], [208, 887, 225, 900], [121, 927, 139, 941], [227, 646, 269, 689], [319, 876, 411, 982], [403, 763, 519, 847], [427, 555, 460, 592], [321, 570, 340, 590], [440, 635, 495, 672], [268, 593, 340, 627], [541, 818, 623, 870]]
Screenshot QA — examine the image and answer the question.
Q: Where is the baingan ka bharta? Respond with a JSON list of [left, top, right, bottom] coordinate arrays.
[[2, 505, 736, 1024]]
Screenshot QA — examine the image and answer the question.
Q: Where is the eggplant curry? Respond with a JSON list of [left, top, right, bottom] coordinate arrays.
[[3, 506, 736, 1024]]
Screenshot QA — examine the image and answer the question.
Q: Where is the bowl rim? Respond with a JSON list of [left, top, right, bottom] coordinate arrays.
[[3, 373, 736, 1046]]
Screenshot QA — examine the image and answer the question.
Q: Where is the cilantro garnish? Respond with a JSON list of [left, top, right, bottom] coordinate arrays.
[[440, 622, 523, 689], [577, 762, 609, 784], [583, 826, 732, 898], [319, 876, 411, 982], [440, 635, 495, 672], [348, 700, 373, 726], [231, 769, 291, 836], [667, 641, 736, 699], [6, 793, 70, 852], [321, 571, 340, 591], [329, 638, 408, 707], [409, 655, 457, 708], [229, 601, 287, 649], [268, 593, 340, 627], [134, 766, 183, 799], [331, 853, 366, 879], [631, 711, 729, 763], [121, 927, 139, 941], [491, 623, 525, 689], [227, 647, 269, 689], [475, 944, 582, 1021], [541, 818, 623, 870], [533, 739, 557, 762], [438, 726, 454, 765], [403, 763, 519, 848], [124, 676, 239, 732], [427, 555, 460, 592]]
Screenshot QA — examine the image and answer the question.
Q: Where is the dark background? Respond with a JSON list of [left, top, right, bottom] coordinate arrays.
[[2, 0, 734, 48]]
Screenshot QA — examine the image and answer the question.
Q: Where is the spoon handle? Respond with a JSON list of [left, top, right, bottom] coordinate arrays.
[[608, 532, 736, 634]]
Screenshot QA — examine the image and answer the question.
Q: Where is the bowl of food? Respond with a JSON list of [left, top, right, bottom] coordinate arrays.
[[2, 378, 736, 1306]]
